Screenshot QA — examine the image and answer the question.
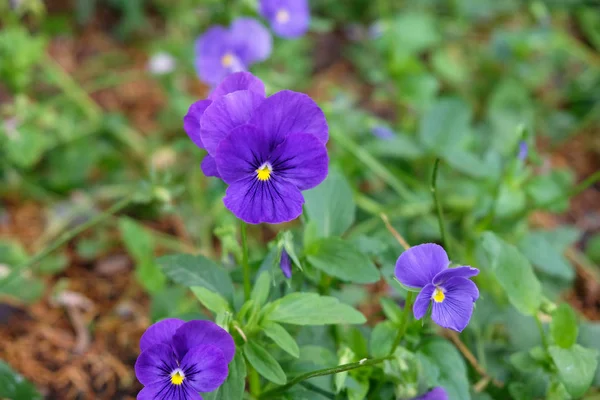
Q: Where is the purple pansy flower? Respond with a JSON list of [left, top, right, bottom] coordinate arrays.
[[394, 244, 479, 332], [280, 248, 292, 279], [518, 140, 528, 161], [371, 126, 395, 140], [135, 319, 235, 400], [195, 18, 272, 86], [259, 0, 310, 38], [412, 387, 449, 400]]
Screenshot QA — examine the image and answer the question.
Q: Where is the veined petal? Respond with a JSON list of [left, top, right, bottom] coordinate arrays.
[[184, 100, 212, 149], [413, 284, 435, 320], [431, 277, 479, 332], [209, 71, 266, 100], [214, 124, 271, 184], [259, 0, 310, 38], [270, 133, 329, 190], [139, 318, 185, 352], [433, 266, 479, 286], [181, 344, 229, 393], [249, 90, 328, 146], [230, 18, 272, 64], [172, 320, 236, 363], [200, 155, 221, 178], [195, 26, 233, 86], [137, 380, 200, 400], [200, 91, 264, 155], [412, 387, 449, 400], [223, 175, 304, 224], [135, 344, 177, 386], [394, 243, 449, 289]]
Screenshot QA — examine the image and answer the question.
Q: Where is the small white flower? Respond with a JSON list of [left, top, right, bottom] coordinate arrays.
[[147, 52, 176, 75]]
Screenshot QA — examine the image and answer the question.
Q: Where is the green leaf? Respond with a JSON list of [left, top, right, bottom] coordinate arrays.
[[0, 360, 42, 400], [579, 322, 600, 385], [190, 287, 230, 314], [526, 169, 574, 213], [518, 232, 574, 281], [201, 352, 246, 400], [243, 341, 287, 385], [387, 12, 441, 54], [251, 271, 271, 307], [549, 344, 598, 398], [367, 135, 423, 160], [262, 321, 300, 358], [306, 237, 380, 284], [370, 321, 396, 358], [418, 338, 470, 400], [304, 171, 356, 239], [379, 298, 403, 324], [158, 254, 233, 300], [419, 97, 472, 154], [335, 346, 355, 392], [119, 217, 165, 293], [551, 303, 578, 349], [265, 293, 366, 325], [479, 232, 542, 315]]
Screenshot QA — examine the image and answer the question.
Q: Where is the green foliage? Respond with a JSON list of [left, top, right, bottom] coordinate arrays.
[[0, 361, 42, 400], [244, 341, 287, 385], [550, 304, 578, 349], [549, 345, 598, 398], [264, 293, 366, 325], [202, 352, 247, 400], [418, 339, 470, 400]]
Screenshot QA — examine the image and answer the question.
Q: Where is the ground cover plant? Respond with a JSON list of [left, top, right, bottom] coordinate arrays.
[[1, 0, 600, 399]]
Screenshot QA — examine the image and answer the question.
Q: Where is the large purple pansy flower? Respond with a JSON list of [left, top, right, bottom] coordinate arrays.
[[412, 387, 449, 400], [195, 18, 272, 86], [259, 0, 310, 38], [135, 319, 235, 400], [394, 244, 479, 332], [184, 72, 266, 178]]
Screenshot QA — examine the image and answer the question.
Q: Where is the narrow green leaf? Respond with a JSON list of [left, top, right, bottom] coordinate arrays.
[[306, 237, 380, 284], [251, 271, 271, 307], [190, 287, 230, 314], [265, 292, 366, 325], [201, 352, 246, 400], [158, 254, 233, 300], [243, 341, 287, 385], [262, 321, 300, 358], [551, 303, 578, 349], [549, 344, 598, 398]]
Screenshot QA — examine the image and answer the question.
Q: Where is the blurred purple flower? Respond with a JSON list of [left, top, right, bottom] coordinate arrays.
[[394, 244, 479, 332], [195, 18, 272, 86], [518, 140, 528, 161], [135, 319, 235, 399], [259, 0, 310, 38], [413, 387, 449, 400], [280, 249, 292, 278], [371, 126, 395, 140]]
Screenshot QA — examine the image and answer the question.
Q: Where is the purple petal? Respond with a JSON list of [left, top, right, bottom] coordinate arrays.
[[201, 155, 221, 178], [259, 0, 310, 38], [223, 175, 304, 224], [412, 387, 449, 400], [181, 344, 229, 392], [200, 91, 264, 155], [413, 284, 435, 320], [249, 90, 328, 146], [431, 277, 479, 332], [394, 243, 449, 289], [269, 133, 329, 190], [280, 249, 292, 279], [518, 141, 528, 161], [209, 71, 266, 100], [214, 124, 271, 185], [137, 380, 201, 400], [184, 100, 212, 149], [135, 343, 177, 385], [371, 126, 395, 140], [172, 320, 236, 363], [230, 18, 272, 64], [195, 26, 235, 86], [432, 266, 479, 286], [139, 318, 185, 352]]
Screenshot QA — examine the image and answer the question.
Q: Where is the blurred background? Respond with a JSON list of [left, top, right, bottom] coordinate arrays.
[[1, 0, 599, 399]]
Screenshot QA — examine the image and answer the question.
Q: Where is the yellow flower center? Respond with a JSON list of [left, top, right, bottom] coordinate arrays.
[[276, 9, 290, 24], [432, 287, 445, 303], [256, 163, 272, 181], [221, 53, 235, 68], [170, 370, 185, 385]]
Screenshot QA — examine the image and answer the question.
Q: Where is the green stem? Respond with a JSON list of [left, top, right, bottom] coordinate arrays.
[[240, 221, 251, 301], [248, 362, 261, 397], [535, 314, 548, 350], [431, 158, 451, 256], [389, 291, 415, 354], [259, 355, 394, 399], [20, 195, 134, 269]]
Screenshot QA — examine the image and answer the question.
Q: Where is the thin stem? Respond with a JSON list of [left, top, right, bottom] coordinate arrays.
[[535, 314, 548, 350], [259, 355, 394, 399], [380, 213, 410, 250], [431, 158, 450, 256], [240, 221, 251, 301], [389, 291, 415, 354], [20, 195, 134, 269], [248, 363, 261, 397]]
